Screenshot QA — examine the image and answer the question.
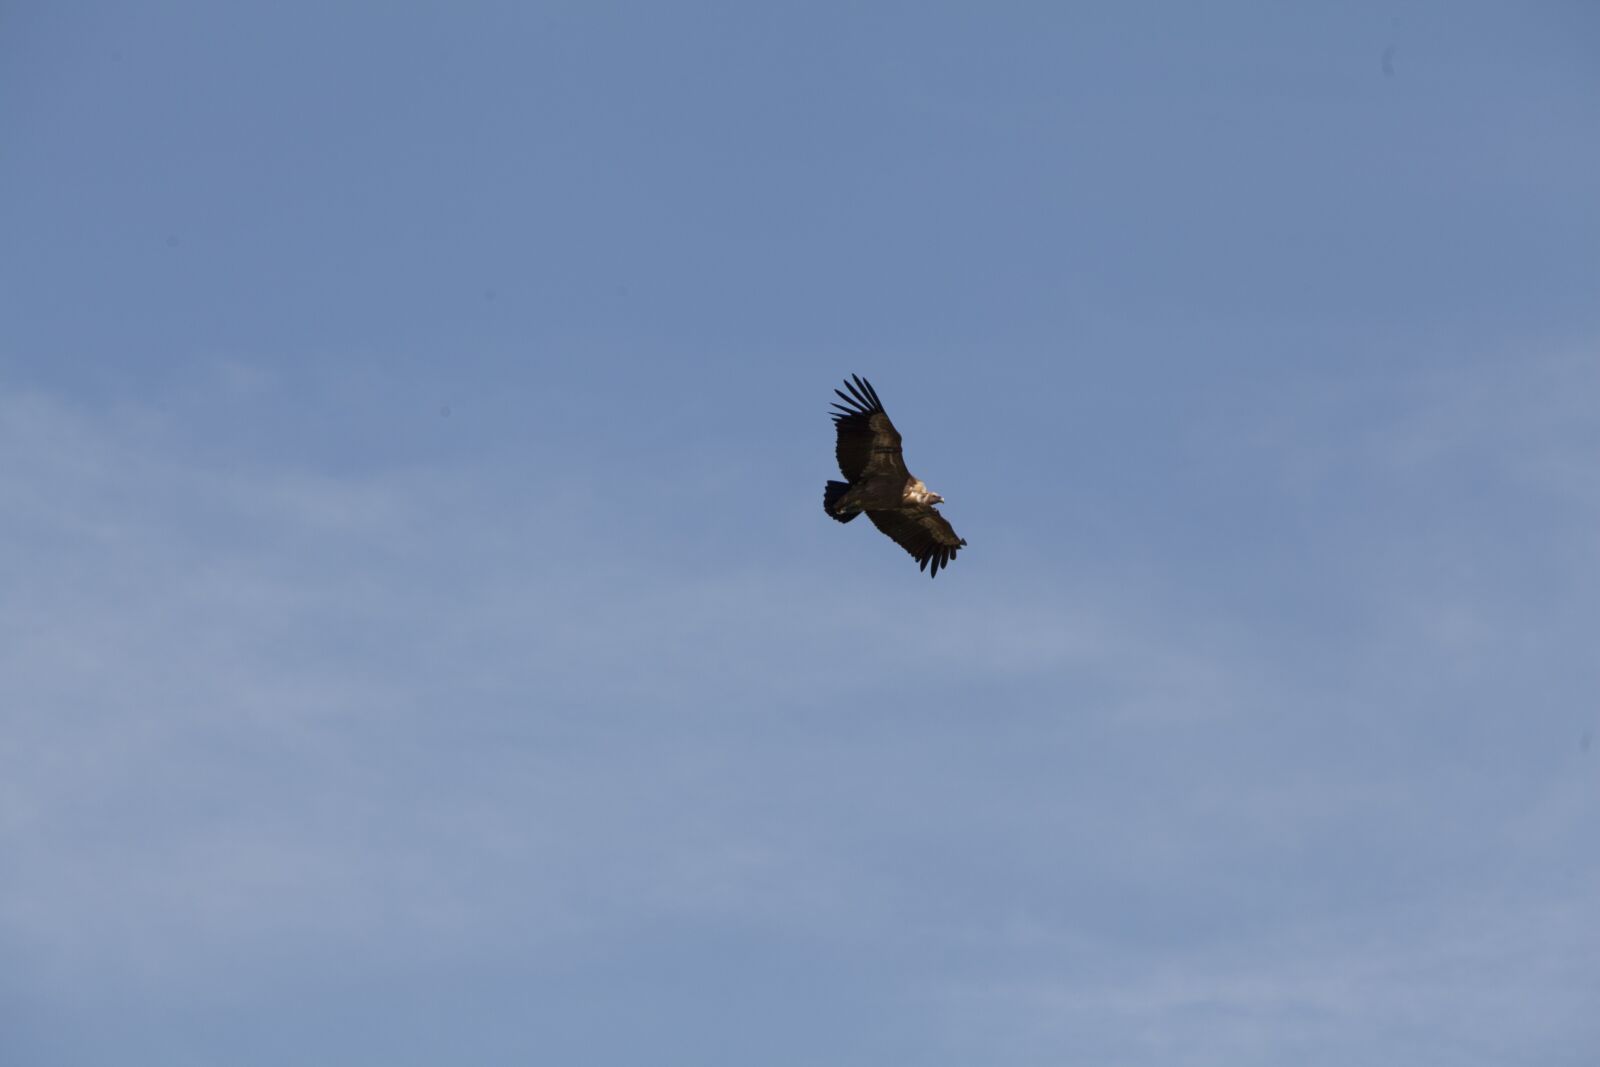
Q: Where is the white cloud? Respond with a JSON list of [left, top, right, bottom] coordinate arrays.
[[3, 352, 1596, 1065], [928, 883, 1600, 1066]]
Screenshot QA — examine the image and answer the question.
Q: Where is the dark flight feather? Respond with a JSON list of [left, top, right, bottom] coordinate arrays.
[[830, 375, 905, 483], [867, 508, 966, 577]]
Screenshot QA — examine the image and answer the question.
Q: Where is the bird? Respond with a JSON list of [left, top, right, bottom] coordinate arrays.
[[823, 374, 967, 577]]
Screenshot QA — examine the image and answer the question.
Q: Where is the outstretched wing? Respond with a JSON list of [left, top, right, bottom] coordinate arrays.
[[868, 506, 968, 578], [830, 375, 906, 482]]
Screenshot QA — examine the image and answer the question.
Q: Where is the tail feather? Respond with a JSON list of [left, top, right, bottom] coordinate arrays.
[[823, 481, 858, 523]]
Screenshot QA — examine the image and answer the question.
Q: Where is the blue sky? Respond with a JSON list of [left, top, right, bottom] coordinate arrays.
[[3, 2, 1598, 1063]]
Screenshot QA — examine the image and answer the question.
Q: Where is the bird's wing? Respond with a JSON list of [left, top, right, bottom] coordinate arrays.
[[867, 505, 967, 577], [830, 375, 906, 482]]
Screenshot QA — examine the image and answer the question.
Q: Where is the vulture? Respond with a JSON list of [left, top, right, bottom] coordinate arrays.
[[823, 374, 968, 577]]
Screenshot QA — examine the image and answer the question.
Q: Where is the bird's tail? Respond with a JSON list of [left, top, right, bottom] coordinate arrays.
[[823, 481, 858, 523]]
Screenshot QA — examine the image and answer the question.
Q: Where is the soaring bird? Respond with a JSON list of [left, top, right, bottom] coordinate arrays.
[[823, 375, 967, 577]]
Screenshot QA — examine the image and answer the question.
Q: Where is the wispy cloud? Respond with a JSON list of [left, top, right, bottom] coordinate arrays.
[[3, 343, 1597, 1064], [928, 884, 1600, 1066]]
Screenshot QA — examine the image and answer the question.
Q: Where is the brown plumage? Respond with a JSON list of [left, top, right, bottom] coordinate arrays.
[[823, 375, 967, 577]]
